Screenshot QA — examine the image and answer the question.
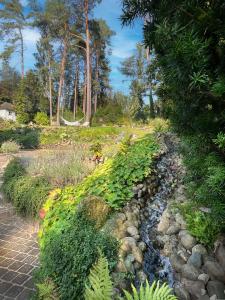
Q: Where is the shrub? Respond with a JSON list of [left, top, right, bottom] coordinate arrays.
[[0, 141, 20, 153], [180, 134, 225, 245], [11, 176, 50, 217], [2, 158, 50, 217], [34, 112, 49, 126], [16, 112, 30, 124], [39, 210, 118, 300], [0, 127, 40, 149]]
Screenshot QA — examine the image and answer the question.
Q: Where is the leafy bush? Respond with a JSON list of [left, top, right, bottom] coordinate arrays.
[[39, 210, 118, 300], [213, 132, 225, 150], [149, 118, 170, 133], [50, 135, 158, 208], [2, 158, 50, 217], [185, 210, 221, 246], [0, 140, 20, 153], [34, 112, 49, 126], [16, 112, 30, 124], [0, 127, 40, 149], [92, 104, 131, 126], [180, 134, 225, 245]]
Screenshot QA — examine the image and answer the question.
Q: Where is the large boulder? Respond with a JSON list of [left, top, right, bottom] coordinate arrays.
[[170, 254, 185, 273], [192, 244, 207, 256], [188, 252, 202, 269], [215, 242, 225, 271], [207, 280, 225, 299], [204, 261, 225, 282], [181, 264, 201, 280], [174, 284, 191, 300], [181, 279, 205, 300], [179, 231, 196, 250]]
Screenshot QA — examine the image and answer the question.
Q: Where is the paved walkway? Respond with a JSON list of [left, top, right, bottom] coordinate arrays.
[[0, 155, 39, 300]]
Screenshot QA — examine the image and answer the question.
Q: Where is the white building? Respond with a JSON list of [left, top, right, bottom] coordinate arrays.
[[0, 102, 16, 122]]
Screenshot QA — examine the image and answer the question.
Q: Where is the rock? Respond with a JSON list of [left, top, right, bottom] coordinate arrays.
[[178, 249, 190, 262], [157, 215, 170, 233], [215, 242, 225, 271], [174, 284, 191, 300], [198, 296, 210, 300], [170, 254, 185, 273], [133, 262, 142, 271], [124, 254, 135, 273], [138, 241, 146, 252], [116, 260, 127, 273], [192, 244, 207, 256], [132, 246, 143, 264], [204, 261, 225, 282], [175, 213, 187, 228], [181, 263, 200, 280], [207, 281, 225, 299], [209, 295, 217, 300], [137, 271, 147, 283], [116, 213, 126, 222], [121, 237, 136, 252], [188, 252, 202, 268], [180, 231, 196, 250], [198, 273, 210, 284], [156, 234, 170, 246], [181, 279, 205, 300], [127, 226, 139, 237], [167, 224, 180, 235]]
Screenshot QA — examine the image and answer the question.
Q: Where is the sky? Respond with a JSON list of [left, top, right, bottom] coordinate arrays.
[[1, 0, 143, 94], [94, 0, 143, 93]]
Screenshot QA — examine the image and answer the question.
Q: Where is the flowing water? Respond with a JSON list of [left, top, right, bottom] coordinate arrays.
[[139, 134, 182, 287]]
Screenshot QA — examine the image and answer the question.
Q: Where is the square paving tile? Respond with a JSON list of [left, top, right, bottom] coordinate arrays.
[[12, 274, 30, 285], [17, 288, 34, 300], [1, 271, 18, 282], [0, 268, 7, 279], [0, 281, 12, 294], [18, 264, 33, 275], [8, 261, 24, 272], [14, 253, 27, 263], [4, 285, 24, 298], [23, 278, 34, 290], [0, 259, 14, 268]]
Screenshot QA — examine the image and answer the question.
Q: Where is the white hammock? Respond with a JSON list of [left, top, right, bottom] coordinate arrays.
[[60, 116, 89, 127], [60, 116, 83, 126]]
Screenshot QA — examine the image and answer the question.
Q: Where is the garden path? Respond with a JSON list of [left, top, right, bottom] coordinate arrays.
[[0, 154, 39, 300]]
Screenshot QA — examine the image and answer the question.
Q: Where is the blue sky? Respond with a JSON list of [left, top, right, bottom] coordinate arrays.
[[94, 0, 143, 93], [1, 0, 143, 94]]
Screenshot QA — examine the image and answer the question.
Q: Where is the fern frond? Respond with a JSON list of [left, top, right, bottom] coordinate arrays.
[[84, 254, 113, 300], [122, 280, 177, 300]]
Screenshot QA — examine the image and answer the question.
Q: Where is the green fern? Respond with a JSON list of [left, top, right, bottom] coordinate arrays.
[[84, 254, 113, 300], [36, 279, 58, 299], [122, 281, 177, 300]]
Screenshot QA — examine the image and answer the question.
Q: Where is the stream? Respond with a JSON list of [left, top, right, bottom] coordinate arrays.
[[139, 134, 183, 287]]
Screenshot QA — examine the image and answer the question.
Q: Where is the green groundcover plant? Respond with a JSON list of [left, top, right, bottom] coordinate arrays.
[[37, 134, 159, 299]]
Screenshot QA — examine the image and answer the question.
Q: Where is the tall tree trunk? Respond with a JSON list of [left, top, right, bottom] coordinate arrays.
[[56, 34, 68, 126], [83, 82, 86, 115], [94, 50, 99, 113], [146, 47, 155, 118], [73, 64, 79, 120], [85, 0, 91, 125], [19, 28, 24, 79], [48, 50, 53, 125]]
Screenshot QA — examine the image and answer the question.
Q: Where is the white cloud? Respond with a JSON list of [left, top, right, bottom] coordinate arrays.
[[111, 36, 136, 59]]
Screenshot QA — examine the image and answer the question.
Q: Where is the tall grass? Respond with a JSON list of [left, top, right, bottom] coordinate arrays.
[[27, 145, 94, 187]]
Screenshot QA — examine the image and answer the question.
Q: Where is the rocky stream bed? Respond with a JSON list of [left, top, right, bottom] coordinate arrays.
[[107, 133, 225, 300]]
